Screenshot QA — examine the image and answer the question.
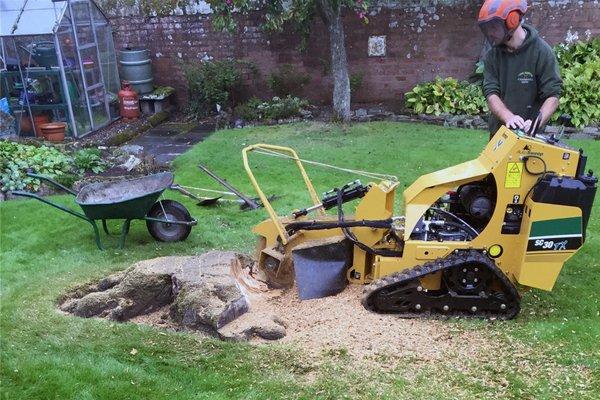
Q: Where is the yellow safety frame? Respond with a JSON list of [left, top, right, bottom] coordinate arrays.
[[242, 144, 324, 245]]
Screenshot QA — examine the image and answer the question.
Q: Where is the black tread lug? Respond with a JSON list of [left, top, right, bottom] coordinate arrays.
[[362, 250, 521, 320]]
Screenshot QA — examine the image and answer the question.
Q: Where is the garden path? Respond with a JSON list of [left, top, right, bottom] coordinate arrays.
[[130, 121, 215, 166]]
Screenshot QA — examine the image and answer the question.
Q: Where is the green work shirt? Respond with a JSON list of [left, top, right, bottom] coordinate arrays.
[[483, 24, 562, 134]]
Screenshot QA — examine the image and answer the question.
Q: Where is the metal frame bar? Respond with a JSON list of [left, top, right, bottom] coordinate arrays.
[[9, 37, 35, 137], [87, 0, 110, 122], [10, 190, 103, 250], [54, 32, 78, 137], [67, 0, 94, 132], [0, 37, 7, 68], [27, 172, 77, 195], [242, 143, 323, 245]]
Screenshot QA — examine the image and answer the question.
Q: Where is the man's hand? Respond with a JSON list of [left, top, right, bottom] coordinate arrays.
[[487, 94, 526, 130], [523, 119, 532, 132], [504, 114, 526, 130]]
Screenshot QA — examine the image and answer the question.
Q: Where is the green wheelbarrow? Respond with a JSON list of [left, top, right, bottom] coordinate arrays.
[[12, 172, 197, 250]]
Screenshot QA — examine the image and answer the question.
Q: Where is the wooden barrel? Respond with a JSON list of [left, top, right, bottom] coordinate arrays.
[[118, 48, 154, 94]]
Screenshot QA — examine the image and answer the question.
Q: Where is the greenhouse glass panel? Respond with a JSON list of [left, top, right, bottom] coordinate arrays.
[[0, 0, 68, 37], [1, 0, 119, 138]]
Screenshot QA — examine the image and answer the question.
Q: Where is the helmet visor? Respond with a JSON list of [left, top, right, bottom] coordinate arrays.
[[479, 19, 509, 46]]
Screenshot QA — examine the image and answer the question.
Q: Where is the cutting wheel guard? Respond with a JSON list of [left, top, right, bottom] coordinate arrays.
[[292, 237, 353, 300]]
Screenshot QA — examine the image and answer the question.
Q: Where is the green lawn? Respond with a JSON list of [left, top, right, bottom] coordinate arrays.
[[1, 121, 599, 399]]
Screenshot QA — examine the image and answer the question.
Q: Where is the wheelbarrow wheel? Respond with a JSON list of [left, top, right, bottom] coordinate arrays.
[[146, 200, 193, 242]]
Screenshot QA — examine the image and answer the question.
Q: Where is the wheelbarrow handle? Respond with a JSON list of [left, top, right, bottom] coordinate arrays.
[[12, 190, 103, 250], [26, 172, 77, 196], [11, 190, 91, 222]]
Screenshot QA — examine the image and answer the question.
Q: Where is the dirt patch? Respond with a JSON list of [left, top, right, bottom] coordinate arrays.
[[60, 250, 496, 362]]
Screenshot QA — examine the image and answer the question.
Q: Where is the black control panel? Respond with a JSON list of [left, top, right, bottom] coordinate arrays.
[[501, 204, 525, 234]]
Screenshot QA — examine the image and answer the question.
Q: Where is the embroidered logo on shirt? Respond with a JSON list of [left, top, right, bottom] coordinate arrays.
[[517, 71, 534, 84]]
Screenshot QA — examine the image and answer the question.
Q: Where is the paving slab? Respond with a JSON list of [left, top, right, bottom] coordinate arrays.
[[129, 121, 215, 166]]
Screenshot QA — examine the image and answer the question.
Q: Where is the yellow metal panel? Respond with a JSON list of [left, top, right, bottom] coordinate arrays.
[[518, 259, 570, 291], [514, 201, 582, 290], [354, 181, 398, 245], [348, 248, 369, 284], [415, 245, 451, 260]]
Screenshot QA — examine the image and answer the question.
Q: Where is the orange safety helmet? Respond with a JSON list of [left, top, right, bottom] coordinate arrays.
[[478, 0, 528, 46]]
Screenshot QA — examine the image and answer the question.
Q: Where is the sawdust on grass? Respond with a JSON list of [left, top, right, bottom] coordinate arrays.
[[230, 284, 497, 363]]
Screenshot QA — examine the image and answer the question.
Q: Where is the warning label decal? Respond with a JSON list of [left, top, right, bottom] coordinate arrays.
[[505, 162, 523, 188]]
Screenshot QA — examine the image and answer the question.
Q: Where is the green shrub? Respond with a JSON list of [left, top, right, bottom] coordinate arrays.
[[553, 60, 600, 128], [0, 141, 72, 192], [552, 38, 600, 128], [54, 173, 79, 189], [554, 37, 599, 69], [405, 37, 599, 128], [405, 77, 488, 116], [350, 72, 365, 94], [184, 59, 243, 117], [267, 64, 311, 97], [235, 96, 309, 121], [73, 149, 106, 174]]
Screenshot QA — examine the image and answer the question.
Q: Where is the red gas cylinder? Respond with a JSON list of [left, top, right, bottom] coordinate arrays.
[[118, 81, 140, 119]]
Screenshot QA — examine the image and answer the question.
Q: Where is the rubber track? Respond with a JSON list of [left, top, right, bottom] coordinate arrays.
[[361, 250, 521, 320]]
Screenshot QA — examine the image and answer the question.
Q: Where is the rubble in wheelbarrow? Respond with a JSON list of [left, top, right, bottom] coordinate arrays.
[[58, 251, 287, 341]]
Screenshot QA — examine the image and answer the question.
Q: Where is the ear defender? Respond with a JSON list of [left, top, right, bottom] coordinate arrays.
[[505, 10, 521, 31]]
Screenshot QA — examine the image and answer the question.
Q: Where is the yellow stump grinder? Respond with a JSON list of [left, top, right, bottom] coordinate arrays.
[[242, 126, 597, 319]]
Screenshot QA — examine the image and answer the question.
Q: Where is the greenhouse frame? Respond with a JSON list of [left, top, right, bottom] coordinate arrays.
[[0, 0, 120, 138]]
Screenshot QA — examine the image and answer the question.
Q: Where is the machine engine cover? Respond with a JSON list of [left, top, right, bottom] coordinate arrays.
[[459, 185, 493, 219], [532, 173, 597, 239]]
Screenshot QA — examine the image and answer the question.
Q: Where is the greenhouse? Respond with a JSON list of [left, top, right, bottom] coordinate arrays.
[[0, 0, 120, 138]]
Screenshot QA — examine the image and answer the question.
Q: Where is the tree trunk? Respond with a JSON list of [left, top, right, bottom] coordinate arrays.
[[317, 0, 351, 122]]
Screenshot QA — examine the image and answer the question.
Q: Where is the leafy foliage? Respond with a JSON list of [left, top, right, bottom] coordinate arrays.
[[206, 0, 370, 35], [405, 77, 488, 116], [552, 37, 600, 128], [0, 141, 72, 192], [350, 71, 365, 94], [406, 37, 599, 127], [267, 64, 311, 97], [184, 59, 243, 117], [0, 142, 110, 192], [73, 149, 106, 174], [234, 96, 309, 121], [554, 37, 600, 68]]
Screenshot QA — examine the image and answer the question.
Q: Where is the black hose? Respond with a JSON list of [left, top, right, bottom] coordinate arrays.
[[523, 155, 548, 176], [440, 221, 477, 240], [429, 207, 479, 238], [335, 189, 403, 257], [285, 219, 394, 235]]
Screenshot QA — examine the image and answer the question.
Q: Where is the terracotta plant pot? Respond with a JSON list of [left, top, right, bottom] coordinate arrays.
[[39, 122, 67, 142], [33, 113, 50, 137]]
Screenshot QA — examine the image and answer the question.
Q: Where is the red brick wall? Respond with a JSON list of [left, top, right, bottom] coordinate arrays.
[[109, 0, 600, 108]]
